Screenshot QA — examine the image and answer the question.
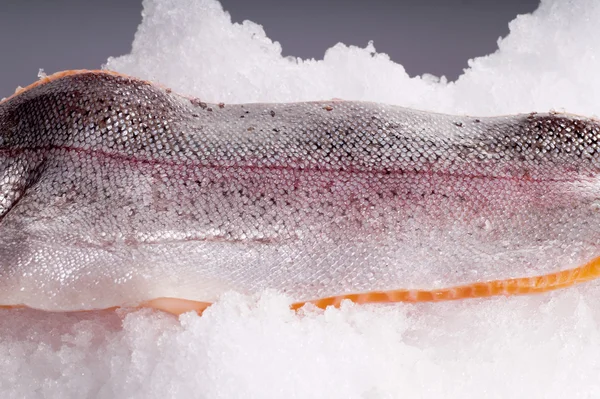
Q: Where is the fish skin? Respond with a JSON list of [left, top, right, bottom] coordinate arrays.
[[1, 70, 600, 311]]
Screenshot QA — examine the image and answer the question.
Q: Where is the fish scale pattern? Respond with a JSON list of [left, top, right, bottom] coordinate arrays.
[[1, 70, 600, 311]]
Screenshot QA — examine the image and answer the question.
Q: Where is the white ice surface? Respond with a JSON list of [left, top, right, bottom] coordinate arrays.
[[3, 0, 600, 397]]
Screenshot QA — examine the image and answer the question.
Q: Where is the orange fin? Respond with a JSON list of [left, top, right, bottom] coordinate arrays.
[[291, 255, 600, 310]]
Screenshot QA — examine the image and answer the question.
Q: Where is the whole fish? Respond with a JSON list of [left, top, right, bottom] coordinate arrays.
[[1, 70, 600, 315]]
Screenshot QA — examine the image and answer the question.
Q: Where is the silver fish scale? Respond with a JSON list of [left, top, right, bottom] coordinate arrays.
[[0, 71, 600, 311]]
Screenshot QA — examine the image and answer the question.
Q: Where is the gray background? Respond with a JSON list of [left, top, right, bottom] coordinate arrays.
[[0, 0, 539, 97]]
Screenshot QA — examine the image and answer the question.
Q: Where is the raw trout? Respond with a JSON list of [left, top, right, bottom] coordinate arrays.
[[1, 70, 600, 314]]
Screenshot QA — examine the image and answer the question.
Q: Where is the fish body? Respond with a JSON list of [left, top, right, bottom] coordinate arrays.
[[1, 70, 600, 312]]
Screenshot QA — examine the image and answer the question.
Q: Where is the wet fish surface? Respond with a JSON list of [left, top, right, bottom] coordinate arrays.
[[1, 70, 600, 312]]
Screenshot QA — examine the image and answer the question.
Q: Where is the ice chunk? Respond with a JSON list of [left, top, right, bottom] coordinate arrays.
[[106, 0, 600, 116]]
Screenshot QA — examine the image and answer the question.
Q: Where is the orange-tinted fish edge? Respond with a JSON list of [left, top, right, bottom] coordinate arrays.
[[137, 255, 600, 315], [1, 256, 599, 316]]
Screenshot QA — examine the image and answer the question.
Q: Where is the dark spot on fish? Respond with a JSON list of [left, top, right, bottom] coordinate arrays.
[[190, 98, 208, 109], [521, 169, 533, 180], [247, 127, 255, 132], [454, 122, 463, 127], [166, 88, 172, 94], [218, 102, 225, 109], [324, 105, 333, 111], [474, 119, 481, 123], [270, 110, 276, 117], [273, 128, 280, 132], [207, 107, 213, 112], [191, 113, 199, 118]]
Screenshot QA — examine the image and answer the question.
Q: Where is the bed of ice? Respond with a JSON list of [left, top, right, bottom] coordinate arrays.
[[2, 0, 600, 397]]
